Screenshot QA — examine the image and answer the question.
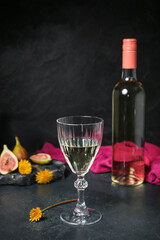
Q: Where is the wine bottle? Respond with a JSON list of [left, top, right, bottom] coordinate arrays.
[[112, 39, 145, 186]]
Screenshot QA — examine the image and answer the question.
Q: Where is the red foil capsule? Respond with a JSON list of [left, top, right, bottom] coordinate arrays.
[[122, 38, 137, 69]]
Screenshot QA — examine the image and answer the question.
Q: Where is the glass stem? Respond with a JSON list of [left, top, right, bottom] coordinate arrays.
[[73, 176, 89, 216]]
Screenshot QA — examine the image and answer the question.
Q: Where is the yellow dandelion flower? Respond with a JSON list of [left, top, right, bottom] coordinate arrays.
[[36, 169, 53, 184], [29, 199, 77, 222], [19, 160, 32, 175], [29, 207, 43, 222]]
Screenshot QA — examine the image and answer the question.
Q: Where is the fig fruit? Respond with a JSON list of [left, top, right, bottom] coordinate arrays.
[[30, 153, 52, 165], [13, 136, 28, 161], [0, 145, 18, 175]]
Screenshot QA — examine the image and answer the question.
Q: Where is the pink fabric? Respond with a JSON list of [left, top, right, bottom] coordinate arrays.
[[113, 141, 143, 162], [37, 142, 160, 185]]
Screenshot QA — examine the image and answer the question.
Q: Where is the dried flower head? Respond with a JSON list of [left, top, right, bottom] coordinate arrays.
[[18, 160, 32, 175], [36, 169, 53, 184], [29, 207, 43, 222]]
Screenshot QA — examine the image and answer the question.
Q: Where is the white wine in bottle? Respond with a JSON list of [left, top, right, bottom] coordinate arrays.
[[112, 39, 145, 186]]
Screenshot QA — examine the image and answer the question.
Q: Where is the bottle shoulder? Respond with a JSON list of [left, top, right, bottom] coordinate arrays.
[[113, 80, 145, 93]]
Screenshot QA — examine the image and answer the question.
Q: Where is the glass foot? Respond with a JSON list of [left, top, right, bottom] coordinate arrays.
[[60, 208, 102, 226]]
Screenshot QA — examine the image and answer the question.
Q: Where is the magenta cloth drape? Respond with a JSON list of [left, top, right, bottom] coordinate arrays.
[[37, 142, 160, 185]]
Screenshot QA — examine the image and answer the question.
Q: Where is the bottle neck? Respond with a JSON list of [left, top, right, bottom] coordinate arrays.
[[121, 68, 137, 81]]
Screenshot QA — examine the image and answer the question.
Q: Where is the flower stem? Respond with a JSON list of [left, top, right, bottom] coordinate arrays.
[[41, 199, 77, 213], [32, 165, 41, 172]]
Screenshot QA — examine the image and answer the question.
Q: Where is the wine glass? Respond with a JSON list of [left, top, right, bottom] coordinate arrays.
[[57, 116, 104, 225]]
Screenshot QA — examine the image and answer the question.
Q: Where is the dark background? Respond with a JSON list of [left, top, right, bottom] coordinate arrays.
[[0, 0, 160, 153]]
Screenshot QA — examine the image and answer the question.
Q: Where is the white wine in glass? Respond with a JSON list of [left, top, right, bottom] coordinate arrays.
[[57, 116, 104, 225]]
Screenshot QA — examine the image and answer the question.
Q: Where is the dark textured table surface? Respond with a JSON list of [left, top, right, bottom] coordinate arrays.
[[0, 171, 160, 240]]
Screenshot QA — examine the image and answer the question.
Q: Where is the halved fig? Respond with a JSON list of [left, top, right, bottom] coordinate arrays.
[[0, 145, 18, 175], [30, 153, 52, 165]]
